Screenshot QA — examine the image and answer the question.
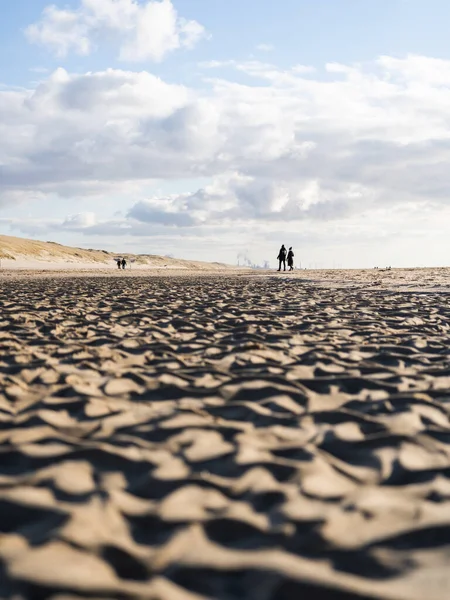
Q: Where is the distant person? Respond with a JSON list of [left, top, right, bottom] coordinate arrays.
[[287, 247, 294, 271], [277, 245, 287, 271], [116, 259, 121, 269], [121, 258, 127, 270]]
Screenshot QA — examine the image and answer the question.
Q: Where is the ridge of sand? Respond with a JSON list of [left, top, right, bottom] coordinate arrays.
[[0, 234, 233, 270], [1, 272, 450, 598]]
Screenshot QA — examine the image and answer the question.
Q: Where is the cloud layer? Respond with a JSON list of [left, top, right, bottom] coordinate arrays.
[[2, 52, 450, 265], [4, 56, 450, 201], [25, 0, 207, 61]]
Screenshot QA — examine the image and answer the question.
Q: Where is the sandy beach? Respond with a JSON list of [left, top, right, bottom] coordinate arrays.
[[1, 268, 450, 599]]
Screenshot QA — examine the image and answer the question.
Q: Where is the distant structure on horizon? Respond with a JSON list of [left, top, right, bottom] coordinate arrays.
[[236, 252, 271, 269], [237, 251, 251, 267]]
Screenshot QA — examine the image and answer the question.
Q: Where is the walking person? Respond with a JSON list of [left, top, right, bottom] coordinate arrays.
[[287, 247, 294, 271], [277, 245, 287, 272], [121, 258, 127, 270], [116, 258, 121, 270]]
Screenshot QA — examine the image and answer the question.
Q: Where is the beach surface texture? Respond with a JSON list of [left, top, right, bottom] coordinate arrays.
[[1, 267, 450, 599]]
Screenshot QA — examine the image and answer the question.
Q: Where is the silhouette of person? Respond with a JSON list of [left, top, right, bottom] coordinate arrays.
[[116, 259, 121, 269], [277, 245, 287, 271], [121, 258, 127, 270], [287, 247, 294, 271]]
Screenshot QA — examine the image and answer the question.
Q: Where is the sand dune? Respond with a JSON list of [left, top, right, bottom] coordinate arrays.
[[1, 271, 450, 599], [0, 234, 232, 270]]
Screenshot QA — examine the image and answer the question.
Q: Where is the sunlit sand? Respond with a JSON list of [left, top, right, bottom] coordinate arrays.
[[1, 268, 450, 599]]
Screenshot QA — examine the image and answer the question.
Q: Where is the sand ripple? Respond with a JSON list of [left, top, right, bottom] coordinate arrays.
[[1, 275, 450, 599]]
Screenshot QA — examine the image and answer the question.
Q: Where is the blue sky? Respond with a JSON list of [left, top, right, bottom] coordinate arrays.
[[1, 0, 450, 267], [5, 0, 450, 84]]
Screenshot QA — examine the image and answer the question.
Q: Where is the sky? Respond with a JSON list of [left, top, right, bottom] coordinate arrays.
[[2, 0, 450, 268]]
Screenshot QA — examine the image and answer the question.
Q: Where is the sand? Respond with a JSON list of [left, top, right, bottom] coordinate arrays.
[[1, 268, 450, 599]]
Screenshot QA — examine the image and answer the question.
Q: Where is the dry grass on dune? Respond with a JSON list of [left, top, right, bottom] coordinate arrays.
[[0, 234, 232, 270], [0, 235, 111, 262]]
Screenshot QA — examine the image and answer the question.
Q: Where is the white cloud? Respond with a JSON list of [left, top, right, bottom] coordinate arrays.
[[377, 54, 450, 85], [25, 0, 207, 62], [62, 212, 97, 229], [292, 64, 316, 74], [126, 173, 374, 226], [25, 5, 92, 57], [0, 67, 191, 195], [200, 59, 316, 84]]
